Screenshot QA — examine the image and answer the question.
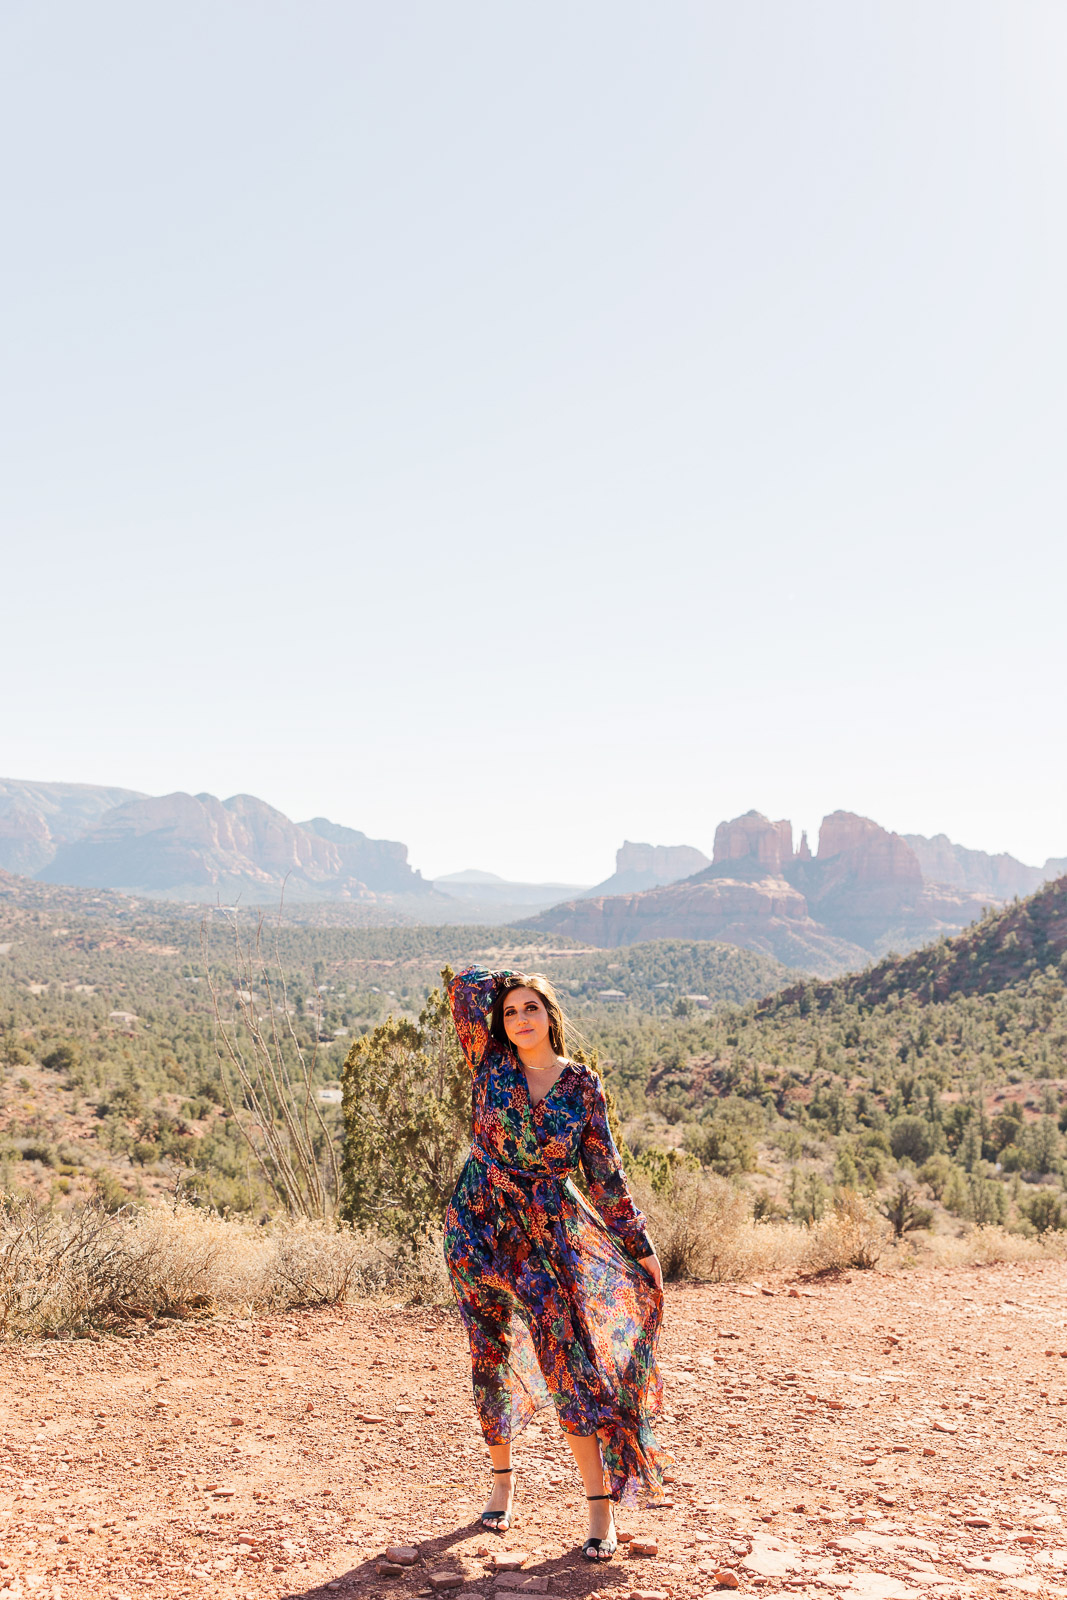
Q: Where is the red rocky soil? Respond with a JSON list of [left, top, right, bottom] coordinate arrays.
[[3, 1262, 1067, 1600]]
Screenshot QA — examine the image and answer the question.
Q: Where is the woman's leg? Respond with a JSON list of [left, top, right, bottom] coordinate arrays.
[[485, 1439, 515, 1519], [565, 1431, 614, 1552], [455, 1288, 517, 1521]]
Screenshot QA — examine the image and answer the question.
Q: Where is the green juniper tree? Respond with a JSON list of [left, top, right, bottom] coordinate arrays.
[[340, 970, 471, 1243]]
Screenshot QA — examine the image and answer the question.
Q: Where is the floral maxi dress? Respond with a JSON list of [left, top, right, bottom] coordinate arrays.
[[443, 967, 668, 1503]]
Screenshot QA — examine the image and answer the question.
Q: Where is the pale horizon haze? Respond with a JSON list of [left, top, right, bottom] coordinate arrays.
[[3, 3, 1065, 885]]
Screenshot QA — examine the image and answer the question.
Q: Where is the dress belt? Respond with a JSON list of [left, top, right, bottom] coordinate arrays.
[[468, 1142, 568, 1243], [469, 1141, 563, 1185]]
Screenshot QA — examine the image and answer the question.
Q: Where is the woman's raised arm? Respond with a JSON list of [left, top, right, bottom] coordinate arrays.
[[447, 966, 512, 1074]]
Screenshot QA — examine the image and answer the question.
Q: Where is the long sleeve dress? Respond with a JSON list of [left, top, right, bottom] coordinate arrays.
[[443, 967, 669, 1504]]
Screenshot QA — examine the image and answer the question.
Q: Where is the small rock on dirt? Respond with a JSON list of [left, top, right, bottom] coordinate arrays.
[[714, 1573, 741, 1590], [429, 1571, 465, 1590], [387, 1547, 420, 1565], [629, 1540, 658, 1557], [490, 1552, 529, 1572]]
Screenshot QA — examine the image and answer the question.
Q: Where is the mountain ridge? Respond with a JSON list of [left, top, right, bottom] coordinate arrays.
[[522, 808, 1066, 975]]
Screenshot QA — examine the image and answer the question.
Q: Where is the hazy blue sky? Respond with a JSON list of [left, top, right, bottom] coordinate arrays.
[[3, 2, 1065, 883]]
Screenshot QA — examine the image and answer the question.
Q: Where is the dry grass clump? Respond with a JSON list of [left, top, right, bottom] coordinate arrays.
[[0, 1196, 434, 1338], [797, 1191, 886, 1275], [8, 1183, 1064, 1340], [923, 1224, 1067, 1269], [634, 1171, 887, 1282]]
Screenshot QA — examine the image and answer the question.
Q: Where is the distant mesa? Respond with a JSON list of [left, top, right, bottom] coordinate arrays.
[[2, 775, 1063, 947], [903, 831, 1057, 900], [0, 778, 145, 876], [579, 840, 710, 898], [0, 779, 429, 904], [523, 808, 1067, 975]]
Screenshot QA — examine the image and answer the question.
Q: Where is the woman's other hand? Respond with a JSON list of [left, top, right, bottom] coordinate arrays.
[[638, 1253, 663, 1292]]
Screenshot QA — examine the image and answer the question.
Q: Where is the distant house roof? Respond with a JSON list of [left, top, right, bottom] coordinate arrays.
[[596, 989, 627, 999]]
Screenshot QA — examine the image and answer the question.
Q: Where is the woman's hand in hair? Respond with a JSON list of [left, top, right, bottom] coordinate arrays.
[[638, 1253, 663, 1292]]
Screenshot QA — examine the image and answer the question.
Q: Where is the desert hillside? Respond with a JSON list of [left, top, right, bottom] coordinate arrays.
[[2, 869, 1066, 1253]]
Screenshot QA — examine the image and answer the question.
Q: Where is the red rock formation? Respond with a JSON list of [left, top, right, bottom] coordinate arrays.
[[38, 793, 428, 900], [903, 833, 1045, 900], [815, 811, 921, 887], [0, 778, 145, 875], [614, 841, 710, 882], [584, 841, 711, 897], [525, 873, 868, 974], [712, 812, 794, 874], [787, 812, 929, 952]]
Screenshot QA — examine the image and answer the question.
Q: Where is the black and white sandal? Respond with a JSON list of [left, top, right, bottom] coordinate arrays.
[[582, 1493, 617, 1561], [481, 1466, 517, 1533]]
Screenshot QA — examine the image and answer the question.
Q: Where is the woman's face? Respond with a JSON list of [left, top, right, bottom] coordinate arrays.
[[501, 987, 553, 1054]]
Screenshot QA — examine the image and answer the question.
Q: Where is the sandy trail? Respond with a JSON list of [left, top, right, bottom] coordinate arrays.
[[2, 1261, 1067, 1600]]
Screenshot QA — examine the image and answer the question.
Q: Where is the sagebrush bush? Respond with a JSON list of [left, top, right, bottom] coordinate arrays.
[[0, 1197, 443, 1338], [799, 1191, 885, 1274], [632, 1171, 887, 1281]]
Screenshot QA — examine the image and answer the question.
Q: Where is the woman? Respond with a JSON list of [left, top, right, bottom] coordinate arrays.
[[444, 966, 668, 1562]]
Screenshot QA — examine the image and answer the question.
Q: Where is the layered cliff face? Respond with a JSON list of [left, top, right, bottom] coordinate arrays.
[[582, 840, 711, 897], [0, 778, 146, 875], [526, 871, 867, 972], [776, 810, 992, 953], [33, 791, 429, 901], [301, 817, 422, 893], [713, 811, 793, 873], [903, 833, 1049, 899], [527, 808, 1016, 971]]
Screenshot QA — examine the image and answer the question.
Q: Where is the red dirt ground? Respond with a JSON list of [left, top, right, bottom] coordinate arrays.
[[2, 1261, 1067, 1600]]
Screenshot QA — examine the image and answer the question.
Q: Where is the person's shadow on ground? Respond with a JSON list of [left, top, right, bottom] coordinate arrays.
[[279, 1514, 636, 1600]]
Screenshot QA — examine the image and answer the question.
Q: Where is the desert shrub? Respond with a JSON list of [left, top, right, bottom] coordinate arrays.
[[751, 1190, 787, 1223], [42, 1045, 79, 1074], [965, 1172, 1009, 1226], [878, 1175, 934, 1238], [991, 1102, 1026, 1152], [800, 1191, 885, 1273], [0, 1203, 110, 1337], [890, 1114, 939, 1165], [15, 1140, 56, 1167], [1019, 1190, 1067, 1235], [628, 1145, 699, 1196], [833, 1147, 860, 1188], [266, 1219, 380, 1306], [919, 1152, 954, 1198], [633, 1166, 807, 1281], [1022, 1116, 1062, 1176], [92, 1169, 130, 1213], [788, 1167, 830, 1224], [0, 1196, 439, 1336], [681, 1117, 757, 1176], [928, 1225, 1067, 1268], [340, 974, 470, 1243]]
